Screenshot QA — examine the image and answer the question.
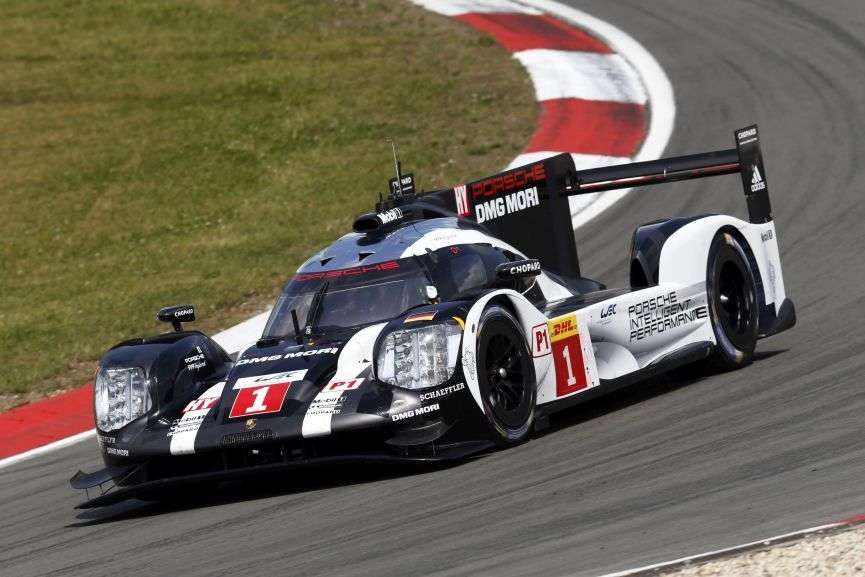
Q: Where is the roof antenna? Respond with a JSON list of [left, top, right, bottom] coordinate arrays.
[[387, 138, 403, 197]]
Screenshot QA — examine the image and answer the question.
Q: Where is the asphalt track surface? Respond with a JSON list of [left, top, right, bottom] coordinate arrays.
[[3, 2, 865, 576]]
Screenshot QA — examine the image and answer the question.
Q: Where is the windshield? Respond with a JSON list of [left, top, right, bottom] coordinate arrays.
[[262, 244, 531, 339], [262, 259, 431, 338]]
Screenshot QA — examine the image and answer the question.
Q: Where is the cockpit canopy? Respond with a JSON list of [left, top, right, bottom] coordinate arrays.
[[262, 242, 532, 339]]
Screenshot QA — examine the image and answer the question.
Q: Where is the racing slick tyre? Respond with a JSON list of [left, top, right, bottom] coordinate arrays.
[[476, 305, 536, 447], [706, 231, 759, 370]]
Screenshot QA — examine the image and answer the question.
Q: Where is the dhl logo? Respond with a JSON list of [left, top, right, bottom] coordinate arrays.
[[547, 313, 578, 343]]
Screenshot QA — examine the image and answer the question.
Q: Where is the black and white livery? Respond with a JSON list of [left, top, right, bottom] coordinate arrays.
[[71, 125, 795, 508]]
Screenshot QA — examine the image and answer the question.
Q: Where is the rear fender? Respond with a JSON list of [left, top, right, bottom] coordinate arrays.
[[657, 215, 793, 337]]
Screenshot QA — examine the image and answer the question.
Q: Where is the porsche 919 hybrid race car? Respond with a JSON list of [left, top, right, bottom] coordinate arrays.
[[71, 125, 795, 508]]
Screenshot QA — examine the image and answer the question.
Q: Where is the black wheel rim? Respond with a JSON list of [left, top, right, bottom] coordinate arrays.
[[717, 259, 752, 343], [482, 330, 530, 428]]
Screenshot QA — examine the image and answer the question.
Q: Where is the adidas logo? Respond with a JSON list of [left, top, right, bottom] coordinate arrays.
[[750, 166, 766, 192]]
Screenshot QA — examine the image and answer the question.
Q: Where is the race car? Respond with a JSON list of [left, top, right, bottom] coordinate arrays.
[[71, 125, 795, 508]]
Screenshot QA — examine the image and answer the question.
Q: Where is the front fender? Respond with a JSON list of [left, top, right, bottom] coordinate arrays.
[[461, 290, 549, 412]]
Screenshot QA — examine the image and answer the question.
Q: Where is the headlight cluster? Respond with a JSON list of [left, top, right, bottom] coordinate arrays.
[[94, 367, 151, 432], [376, 323, 462, 390]]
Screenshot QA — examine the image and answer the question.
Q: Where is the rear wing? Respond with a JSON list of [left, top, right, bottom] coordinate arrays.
[[371, 125, 771, 277], [568, 125, 770, 224]]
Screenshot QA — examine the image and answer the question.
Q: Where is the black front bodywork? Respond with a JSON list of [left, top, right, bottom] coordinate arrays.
[[74, 301, 493, 508]]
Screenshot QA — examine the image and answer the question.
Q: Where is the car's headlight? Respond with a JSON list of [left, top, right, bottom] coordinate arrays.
[[376, 323, 462, 390], [94, 366, 151, 432]]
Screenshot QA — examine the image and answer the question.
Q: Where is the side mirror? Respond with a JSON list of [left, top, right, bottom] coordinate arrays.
[[495, 259, 542, 280], [157, 305, 195, 332]]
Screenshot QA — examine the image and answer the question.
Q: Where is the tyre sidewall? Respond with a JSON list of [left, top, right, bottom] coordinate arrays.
[[706, 231, 759, 368], [475, 305, 536, 446]]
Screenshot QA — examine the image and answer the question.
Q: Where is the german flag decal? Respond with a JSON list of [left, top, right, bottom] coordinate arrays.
[[404, 312, 436, 323]]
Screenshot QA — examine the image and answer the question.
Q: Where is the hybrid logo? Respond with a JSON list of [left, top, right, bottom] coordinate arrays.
[[751, 166, 766, 193], [454, 184, 470, 217], [182, 397, 219, 413], [184, 346, 207, 371]]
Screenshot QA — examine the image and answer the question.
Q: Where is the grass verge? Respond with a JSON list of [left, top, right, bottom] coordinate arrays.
[[0, 0, 536, 408]]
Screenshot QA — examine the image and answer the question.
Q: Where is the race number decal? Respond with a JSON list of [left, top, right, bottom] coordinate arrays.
[[229, 383, 291, 418], [548, 313, 588, 397], [229, 370, 306, 419]]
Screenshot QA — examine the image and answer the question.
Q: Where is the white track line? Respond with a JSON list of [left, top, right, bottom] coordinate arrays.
[[592, 523, 843, 577], [1, 0, 674, 470], [411, 0, 541, 16], [0, 430, 97, 470]]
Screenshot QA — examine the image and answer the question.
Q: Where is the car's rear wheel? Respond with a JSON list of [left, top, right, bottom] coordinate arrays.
[[706, 231, 759, 369], [476, 305, 535, 446]]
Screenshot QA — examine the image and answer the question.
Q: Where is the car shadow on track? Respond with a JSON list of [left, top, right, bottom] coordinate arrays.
[[539, 348, 789, 436], [68, 349, 788, 526], [67, 460, 468, 527]]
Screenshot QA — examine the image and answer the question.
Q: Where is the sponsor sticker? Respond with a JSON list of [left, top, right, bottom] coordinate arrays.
[[391, 403, 439, 422], [183, 346, 207, 372], [547, 313, 587, 397], [418, 382, 465, 402], [751, 166, 766, 193], [470, 164, 546, 200], [377, 207, 403, 224], [389, 173, 416, 197], [97, 434, 116, 446], [474, 186, 540, 224], [168, 381, 226, 454], [627, 291, 708, 342], [235, 348, 338, 366], [531, 323, 551, 357], [292, 260, 400, 282], [323, 378, 364, 392]]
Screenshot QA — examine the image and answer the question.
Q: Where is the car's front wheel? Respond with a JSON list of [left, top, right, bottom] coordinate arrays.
[[476, 305, 535, 446]]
